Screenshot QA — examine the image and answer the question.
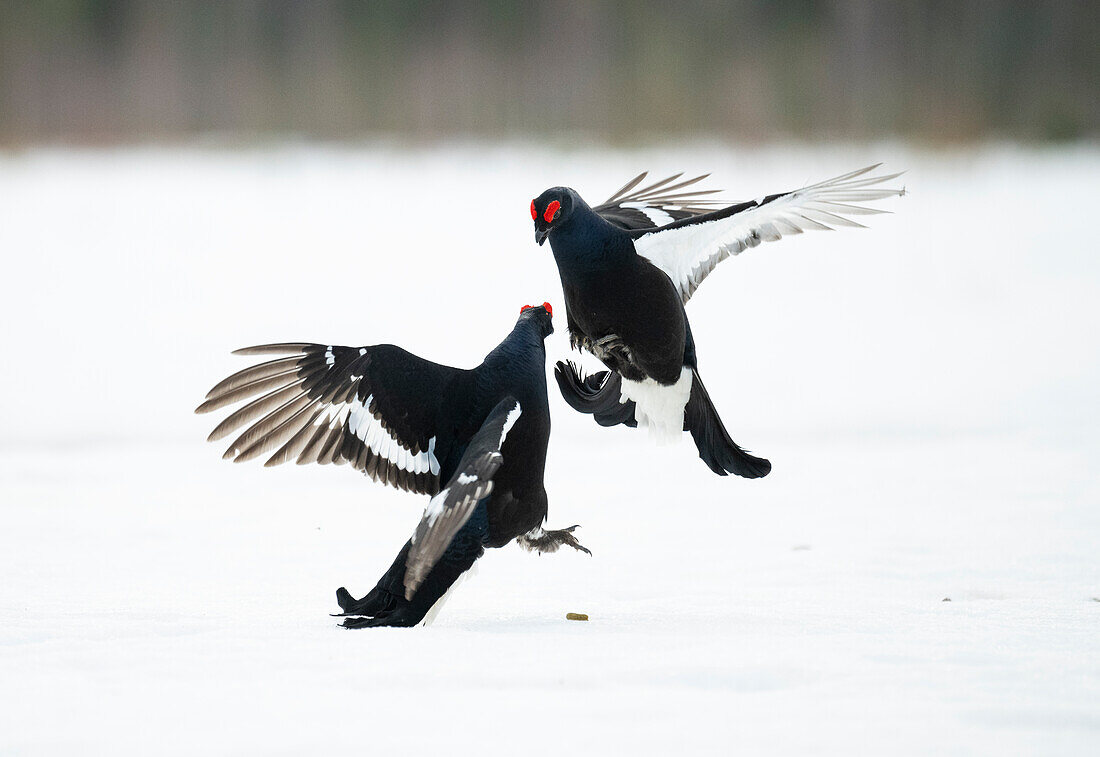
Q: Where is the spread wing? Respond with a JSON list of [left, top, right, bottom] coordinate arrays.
[[195, 343, 466, 495], [631, 164, 905, 303], [403, 397, 522, 599], [594, 171, 724, 231]]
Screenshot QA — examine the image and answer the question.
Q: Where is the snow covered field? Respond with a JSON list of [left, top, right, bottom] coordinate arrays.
[[1, 143, 1098, 755]]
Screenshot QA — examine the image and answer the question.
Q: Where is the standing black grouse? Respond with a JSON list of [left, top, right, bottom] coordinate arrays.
[[533, 165, 904, 477], [195, 303, 589, 628]]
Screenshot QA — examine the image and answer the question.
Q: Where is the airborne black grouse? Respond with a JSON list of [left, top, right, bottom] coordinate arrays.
[[533, 165, 904, 477], [195, 303, 588, 628]]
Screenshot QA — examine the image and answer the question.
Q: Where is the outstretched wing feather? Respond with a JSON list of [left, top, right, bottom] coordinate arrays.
[[595, 172, 726, 232], [632, 164, 905, 302], [197, 343, 464, 495], [204, 355, 308, 399], [603, 171, 649, 204]]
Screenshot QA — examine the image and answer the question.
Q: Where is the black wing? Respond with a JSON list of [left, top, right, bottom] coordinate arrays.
[[594, 172, 725, 231], [195, 343, 467, 495], [403, 397, 522, 599]]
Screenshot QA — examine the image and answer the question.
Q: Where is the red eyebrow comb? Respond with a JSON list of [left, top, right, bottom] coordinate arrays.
[[530, 200, 537, 221], [519, 303, 553, 317], [543, 200, 560, 223]]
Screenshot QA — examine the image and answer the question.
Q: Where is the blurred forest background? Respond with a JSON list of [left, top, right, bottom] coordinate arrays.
[[0, 0, 1096, 145]]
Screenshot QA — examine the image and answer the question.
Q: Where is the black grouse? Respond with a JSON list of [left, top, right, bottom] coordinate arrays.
[[532, 165, 904, 477], [195, 303, 589, 628]]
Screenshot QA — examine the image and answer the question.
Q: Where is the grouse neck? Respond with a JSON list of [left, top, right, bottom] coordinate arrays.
[[480, 319, 546, 368], [548, 209, 632, 276]]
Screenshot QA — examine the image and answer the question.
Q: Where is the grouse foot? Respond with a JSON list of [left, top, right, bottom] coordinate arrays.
[[590, 334, 634, 365], [517, 525, 592, 556]]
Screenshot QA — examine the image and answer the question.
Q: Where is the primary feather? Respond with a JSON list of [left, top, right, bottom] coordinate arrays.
[[630, 164, 905, 303]]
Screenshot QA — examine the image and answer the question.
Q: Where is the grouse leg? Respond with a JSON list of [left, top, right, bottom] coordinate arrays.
[[517, 525, 592, 556], [590, 334, 634, 365]]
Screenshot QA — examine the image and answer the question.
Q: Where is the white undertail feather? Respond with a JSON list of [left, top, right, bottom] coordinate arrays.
[[619, 366, 692, 444]]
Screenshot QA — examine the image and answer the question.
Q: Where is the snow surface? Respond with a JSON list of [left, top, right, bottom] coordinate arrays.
[[1, 143, 1098, 755]]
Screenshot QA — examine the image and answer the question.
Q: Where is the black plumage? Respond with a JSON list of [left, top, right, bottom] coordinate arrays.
[[533, 166, 904, 477], [196, 304, 589, 628]]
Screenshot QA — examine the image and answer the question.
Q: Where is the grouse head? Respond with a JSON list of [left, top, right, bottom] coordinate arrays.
[[518, 302, 554, 338], [531, 188, 577, 246]]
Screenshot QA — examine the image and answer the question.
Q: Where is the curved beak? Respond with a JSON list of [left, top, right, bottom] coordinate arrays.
[[535, 228, 548, 246]]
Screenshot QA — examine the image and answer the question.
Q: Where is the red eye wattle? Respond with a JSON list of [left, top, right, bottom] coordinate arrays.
[[543, 200, 561, 224], [530, 200, 537, 221], [519, 303, 553, 317]]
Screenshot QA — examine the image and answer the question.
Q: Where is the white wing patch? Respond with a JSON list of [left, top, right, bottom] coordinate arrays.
[[634, 164, 905, 303], [621, 201, 674, 227], [423, 487, 450, 526], [325, 392, 440, 475], [499, 401, 522, 447]]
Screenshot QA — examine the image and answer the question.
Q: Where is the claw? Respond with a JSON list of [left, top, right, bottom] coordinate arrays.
[[560, 533, 592, 556]]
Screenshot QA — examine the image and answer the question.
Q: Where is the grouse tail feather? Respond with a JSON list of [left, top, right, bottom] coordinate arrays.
[[553, 361, 638, 428], [684, 369, 771, 478]]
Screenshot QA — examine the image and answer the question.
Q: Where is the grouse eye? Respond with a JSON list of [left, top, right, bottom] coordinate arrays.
[[543, 200, 561, 224], [530, 200, 537, 221]]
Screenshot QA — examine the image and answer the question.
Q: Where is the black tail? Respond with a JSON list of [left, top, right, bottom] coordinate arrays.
[[685, 369, 771, 478], [334, 525, 485, 628], [554, 360, 638, 428]]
